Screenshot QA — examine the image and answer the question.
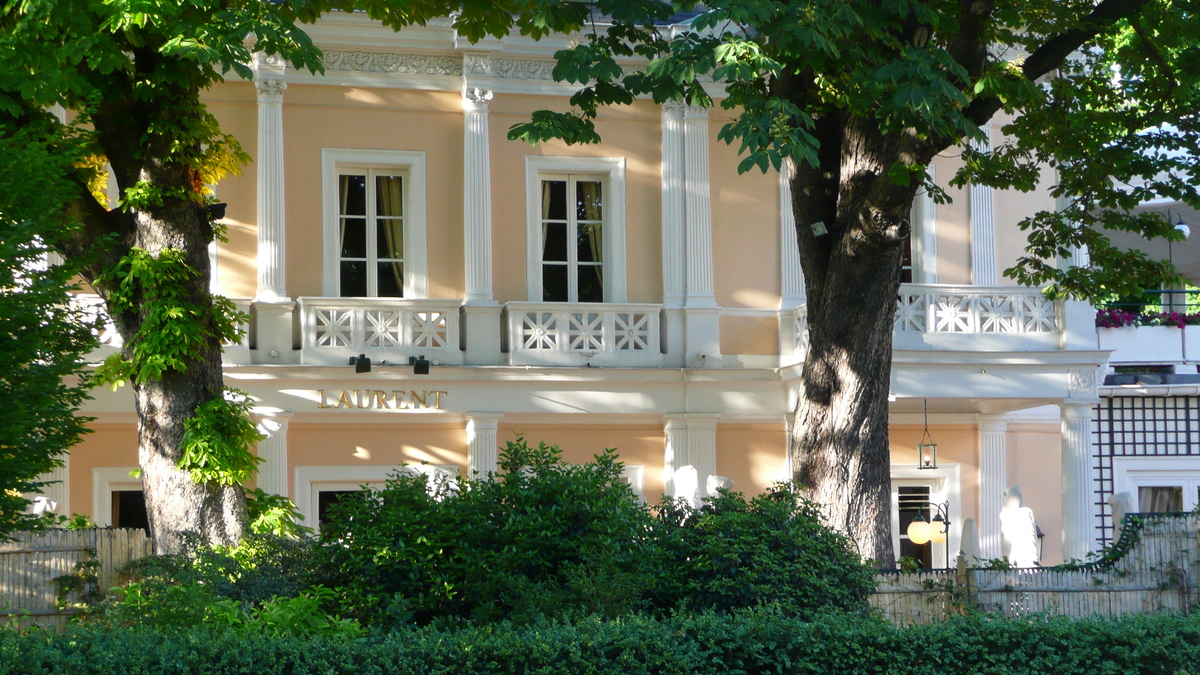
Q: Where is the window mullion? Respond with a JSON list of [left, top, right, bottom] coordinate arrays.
[[567, 175, 579, 303], [366, 169, 378, 297]]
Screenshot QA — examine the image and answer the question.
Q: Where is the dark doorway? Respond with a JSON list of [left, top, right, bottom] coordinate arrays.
[[111, 490, 149, 533]]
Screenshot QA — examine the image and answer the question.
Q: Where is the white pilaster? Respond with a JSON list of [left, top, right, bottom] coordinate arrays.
[[779, 159, 805, 309], [466, 413, 503, 478], [977, 415, 1008, 559], [1060, 402, 1097, 561], [661, 101, 687, 309], [681, 105, 720, 362], [912, 164, 939, 284], [663, 414, 719, 502], [683, 105, 716, 307], [38, 457, 70, 515], [1055, 186, 1090, 270], [254, 54, 288, 302], [970, 126, 996, 286], [463, 88, 495, 306], [255, 413, 293, 497]]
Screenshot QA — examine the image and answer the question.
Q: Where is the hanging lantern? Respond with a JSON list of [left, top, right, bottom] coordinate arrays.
[[918, 399, 938, 469]]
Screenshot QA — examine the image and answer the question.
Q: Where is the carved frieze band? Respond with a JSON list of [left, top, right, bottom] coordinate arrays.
[[322, 50, 464, 75], [319, 49, 649, 83]]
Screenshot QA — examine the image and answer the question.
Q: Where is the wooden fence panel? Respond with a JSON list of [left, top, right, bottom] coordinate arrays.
[[0, 529, 152, 631], [871, 514, 1200, 625]]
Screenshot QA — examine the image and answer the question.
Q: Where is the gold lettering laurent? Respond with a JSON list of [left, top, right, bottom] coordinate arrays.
[[317, 390, 333, 409], [336, 390, 353, 409], [374, 390, 389, 409], [432, 391, 446, 409], [392, 391, 409, 409], [411, 390, 427, 408]]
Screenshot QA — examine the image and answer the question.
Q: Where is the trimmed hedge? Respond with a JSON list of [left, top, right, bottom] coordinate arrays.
[[4, 610, 1200, 674]]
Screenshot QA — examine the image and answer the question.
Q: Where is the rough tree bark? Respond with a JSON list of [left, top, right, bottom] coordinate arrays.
[[789, 114, 927, 566], [66, 80, 247, 555]]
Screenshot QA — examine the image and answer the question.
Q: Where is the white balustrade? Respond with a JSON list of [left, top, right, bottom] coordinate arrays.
[[790, 285, 1064, 354], [895, 284, 1059, 335], [298, 297, 463, 366], [505, 302, 663, 366]]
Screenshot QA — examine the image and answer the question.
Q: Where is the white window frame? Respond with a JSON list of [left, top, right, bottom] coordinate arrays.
[[890, 463, 961, 568], [92, 466, 141, 528], [294, 464, 458, 528], [1113, 457, 1200, 512], [525, 156, 626, 303], [322, 149, 428, 298]]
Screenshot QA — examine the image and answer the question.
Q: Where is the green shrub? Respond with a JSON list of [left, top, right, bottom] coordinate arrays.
[[313, 438, 658, 625], [651, 484, 875, 617], [3, 611, 1200, 675], [311, 439, 874, 628]]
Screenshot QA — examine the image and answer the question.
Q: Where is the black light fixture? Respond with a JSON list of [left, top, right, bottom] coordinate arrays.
[[918, 399, 938, 470], [351, 354, 371, 373], [409, 355, 430, 375], [207, 202, 228, 221]]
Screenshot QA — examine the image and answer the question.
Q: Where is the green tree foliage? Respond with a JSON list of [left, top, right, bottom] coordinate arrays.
[[0, 128, 96, 539], [0, 0, 602, 551], [510, 0, 1200, 563], [512, 0, 1200, 299], [312, 439, 873, 627]]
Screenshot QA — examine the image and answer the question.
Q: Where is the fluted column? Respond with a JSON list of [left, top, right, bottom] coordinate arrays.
[[664, 414, 688, 499], [1061, 402, 1097, 561], [37, 457, 69, 515], [683, 105, 716, 308], [779, 159, 805, 308], [977, 415, 1008, 559], [467, 413, 503, 478], [661, 102, 687, 309], [463, 88, 495, 305], [970, 126, 996, 286], [687, 415, 719, 497], [255, 413, 293, 497], [254, 62, 288, 301], [663, 414, 719, 502]]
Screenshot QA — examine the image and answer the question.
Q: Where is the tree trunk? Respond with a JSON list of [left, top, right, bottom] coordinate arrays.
[[105, 156, 247, 555], [789, 118, 921, 567]]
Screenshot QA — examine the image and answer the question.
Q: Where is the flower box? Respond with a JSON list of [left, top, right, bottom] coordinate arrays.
[[1098, 325, 1184, 364]]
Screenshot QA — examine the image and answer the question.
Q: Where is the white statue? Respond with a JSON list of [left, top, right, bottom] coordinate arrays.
[[999, 485, 1040, 567], [30, 496, 58, 516], [960, 517, 980, 563], [673, 465, 699, 508], [1109, 491, 1136, 539], [706, 474, 733, 496]]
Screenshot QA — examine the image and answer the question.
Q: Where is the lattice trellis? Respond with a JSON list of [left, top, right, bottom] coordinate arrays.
[[1093, 396, 1200, 546], [568, 312, 604, 351], [364, 310, 403, 348], [412, 311, 448, 349]]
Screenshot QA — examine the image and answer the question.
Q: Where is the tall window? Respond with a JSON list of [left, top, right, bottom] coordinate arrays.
[[524, 156, 626, 304], [337, 171, 405, 297], [540, 174, 604, 302], [321, 149, 428, 299]]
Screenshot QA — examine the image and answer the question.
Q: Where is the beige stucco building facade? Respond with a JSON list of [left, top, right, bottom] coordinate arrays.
[[45, 13, 1200, 569]]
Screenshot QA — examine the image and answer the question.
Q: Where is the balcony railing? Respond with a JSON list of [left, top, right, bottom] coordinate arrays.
[[297, 297, 463, 366], [505, 302, 663, 366], [788, 285, 1065, 356]]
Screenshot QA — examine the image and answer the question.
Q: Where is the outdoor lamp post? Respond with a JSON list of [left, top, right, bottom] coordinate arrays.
[[907, 501, 952, 568]]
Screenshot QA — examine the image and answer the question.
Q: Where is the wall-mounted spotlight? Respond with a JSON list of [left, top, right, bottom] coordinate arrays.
[[409, 355, 430, 375], [351, 354, 371, 373], [207, 202, 228, 221]]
